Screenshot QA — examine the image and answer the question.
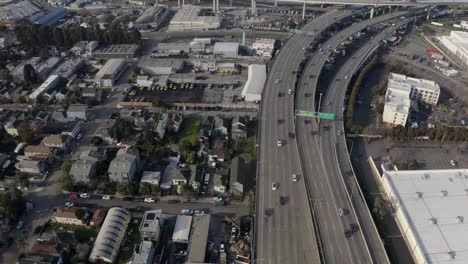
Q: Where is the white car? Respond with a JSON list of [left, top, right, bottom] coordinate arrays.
[[292, 174, 298, 182], [102, 195, 112, 200], [144, 197, 156, 203], [288, 89, 293, 95], [220, 243, 225, 253], [337, 130, 342, 136], [16, 221, 24, 230], [181, 209, 194, 215], [277, 140, 282, 147], [80, 193, 91, 199], [76, 133, 82, 140], [344, 75, 349, 80], [65, 202, 74, 207], [272, 182, 278, 191], [339, 208, 346, 217], [450, 160, 457, 166]]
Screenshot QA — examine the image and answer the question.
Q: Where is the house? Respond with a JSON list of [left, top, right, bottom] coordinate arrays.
[[82, 86, 102, 102], [24, 145, 53, 160], [30, 241, 63, 257], [90, 209, 106, 227], [129, 241, 155, 264], [140, 171, 161, 186], [50, 111, 71, 123], [79, 148, 107, 162], [213, 173, 226, 193], [95, 127, 117, 144], [170, 113, 183, 133], [52, 207, 88, 226], [160, 156, 187, 190], [66, 104, 88, 120], [15, 159, 47, 174], [231, 117, 247, 139], [18, 253, 62, 264], [199, 116, 214, 138], [140, 209, 165, 242], [230, 156, 256, 196], [41, 121, 83, 139], [213, 116, 228, 135], [69, 159, 97, 184], [4, 119, 43, 137], [155, 113, 170, 139], [108, 148, 140, 183], [207, 137, 226, 162], [41, 134, 71, 150]]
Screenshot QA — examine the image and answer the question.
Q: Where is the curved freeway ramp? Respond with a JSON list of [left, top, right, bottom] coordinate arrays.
[[255, 9, 359, 264]]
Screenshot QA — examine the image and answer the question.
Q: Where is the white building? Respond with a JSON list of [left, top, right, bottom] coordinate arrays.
[[136, 76, 154, 87], [94, 59, 126, 87], [441, 31, 468, 67], [253, 38, 276, 58], [172, 215, 192, 244], [383, 73, 440, 127], [379, 166, 468, 264], [213, 42, 239, 59], [140, 171, 161, 186], [29, 74, 60, 100], [128, 241, 155, 264], [168, 5, 220, 32], [241, 64, 266, 102]]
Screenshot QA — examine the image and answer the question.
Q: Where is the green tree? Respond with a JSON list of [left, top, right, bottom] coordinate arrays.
[[59, 160, 74, 191], [39, 47, 50, 60], [23, 64, 37, 86], [90, 136, 103, 146], [17, 122, 34, 144], [117, 182, 131, 195], [108, 118, 132, 142], [372, 196, 392, 220], [151, 98, 166, 108], [0, 69, 13, 84], [247, 191, 255, 215], [139, 183, 159, 196], [0, 189, 26, 221]]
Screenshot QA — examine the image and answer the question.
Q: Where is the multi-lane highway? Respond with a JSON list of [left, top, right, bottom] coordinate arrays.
[[264, 0, 468, 6], [255, 9, 360, 264]]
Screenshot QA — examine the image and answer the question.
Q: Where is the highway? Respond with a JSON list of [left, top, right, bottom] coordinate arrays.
[[263, 0, 468, 6], [294, 12, 407, 264], [255, 9, 360, 264]]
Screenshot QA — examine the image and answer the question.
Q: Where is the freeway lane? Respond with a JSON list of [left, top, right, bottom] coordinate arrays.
[[295, 11, 409, 264], [256, 9, 360, 264], [316, 19, 415, 263]]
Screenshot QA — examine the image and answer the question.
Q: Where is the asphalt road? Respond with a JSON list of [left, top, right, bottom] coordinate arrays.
[[298, 18, 414, 263], [256, 9, 361, 264]]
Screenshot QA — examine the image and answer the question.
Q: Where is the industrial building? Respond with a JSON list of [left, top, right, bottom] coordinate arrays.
[[152, 43, 190, 57], [172, 215, 192, 244], [0, 1, 43, 27], [186, 214, 211, 263], [241, 64, 266, 102], [134, 6, 170, 30], [89, 207, 131, 263], [213, 42, 239, 59], [52, 59, 84, 79], [140, 209, 165, 242], [29, 75, 61, 101], [253, 38, 276, 58], [383, 73, 440, 127], [129, 241, 155, 264], [33, 6, 68, 27], [378, 163, 468, 264], [441, 31, 468, 67], [168, 5, 220, 32], [93, 44, 138, 59], [94, 59, 126, 87], [139, 58, 184, 75]]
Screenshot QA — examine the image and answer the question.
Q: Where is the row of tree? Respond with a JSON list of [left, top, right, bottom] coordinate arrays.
[[14, 23, 141, 48]]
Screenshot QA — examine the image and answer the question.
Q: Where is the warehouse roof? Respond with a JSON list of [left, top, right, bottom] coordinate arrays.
[[0, 1, 43, 22], [33, 7, 68, 27], [172, 215, 192, 243], [241, 64, 266, 102], [171, 5, 219, 24], [95, 59, 125, 80], [213, 42, 239, 54], [382, 169, 468, 263], [186, 214, 211, 263]]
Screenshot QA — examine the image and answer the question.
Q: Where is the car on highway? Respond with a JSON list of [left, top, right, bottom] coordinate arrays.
[[79, 193, 91, 199], [275, 79, 280, 84], [264, 208, 273, 218], [280, 196, 287, 205], [337, 130, 342, 136], [450, 160, 457, 166], [194, 209, 206, 215], [272, 182, 278, 191], [277, 140, 282, 147], [304, 119, 312, 124], [65, 202, 74, 207], [278, 92, 283, 97], [344, 229, 352, 238], [144, 197, 156, 203], [288, 89, 293, 95], [102, 195, 112, 200], [278, 119, 284, 124], [344, 75, 349, 80], [292, 174, 298, 182], [182, 209, 194, 215], [350, 223, 359, 233], [339, 208, 346, 217]]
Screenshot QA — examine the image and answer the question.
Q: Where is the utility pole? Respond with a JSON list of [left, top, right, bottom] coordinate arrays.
[[302, 0, 306, 20]]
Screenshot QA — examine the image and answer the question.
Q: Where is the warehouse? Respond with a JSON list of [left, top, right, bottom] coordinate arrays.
[[95, 59, 126, 87], [29, 75, 61, 100], [379, 165, 468, 264], [139, 58, 184, 75], [0, 1, 43, 27], [134, 6, 170, 30], [33, 6, 68, 27], [168, 5, 220, 32], [93, 44, 138, 59], [89, 207, 130, 263], [241, 64, 266, 102], [172, 215, 192, 244], [213, 42, 239, 59], [441, 31, 468, 67], [186, 214, 211, 263]]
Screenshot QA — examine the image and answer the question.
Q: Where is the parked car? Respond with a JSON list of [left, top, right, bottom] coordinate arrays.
[[194, 209, 205, 215], [102, 195, 112, 200], [219, 242, 225, 253], [122, 196, 133, 201], [79, 193, 91, 199], [69, 193, 78, 199], [450, 160, 457, 166], [181, 209, 194, 215], [144, 197, 156, 203], [65, 202, 74, 207], [272, 182, 278, 191]]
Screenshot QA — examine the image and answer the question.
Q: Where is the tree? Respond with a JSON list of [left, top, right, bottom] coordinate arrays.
[[139, 183, 159, 196], [90, 136, 103, 146], [108, 118, 131, 142], [372, 196, 392, 220], [0, 189, 26, 221], [18, 96, 27, 104], [17, 122, 34, 144], [142, 125, 157, 145], [117, 182, 131, 195], [151, 98, 166, 108], [39, 47, 50, 60], [0, 69, 13, 85], [247, 191, 255, 215], [23, 64, 37, 86], [59, 160, 74, 191]]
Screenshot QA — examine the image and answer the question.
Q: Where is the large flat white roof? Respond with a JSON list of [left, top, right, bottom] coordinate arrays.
[[172, 215, 192, 243], [389, 72, 440, 93], [383, 169, 468, 263], [170, 5, 219, 24], [241, 64, 266, 102]]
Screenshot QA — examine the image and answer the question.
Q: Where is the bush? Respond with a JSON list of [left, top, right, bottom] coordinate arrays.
[[59, 160, 74, 191], [90, 136, 103, 146]]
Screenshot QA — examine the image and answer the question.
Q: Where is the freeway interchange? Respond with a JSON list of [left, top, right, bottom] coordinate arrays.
[[256, 7, 418, 264]]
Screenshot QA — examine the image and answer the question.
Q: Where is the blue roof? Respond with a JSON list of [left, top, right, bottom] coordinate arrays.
[[34, 7, 68, 27]]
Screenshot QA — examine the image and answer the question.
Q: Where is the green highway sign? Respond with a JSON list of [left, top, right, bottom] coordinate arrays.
[[295, 110, 335, 120]]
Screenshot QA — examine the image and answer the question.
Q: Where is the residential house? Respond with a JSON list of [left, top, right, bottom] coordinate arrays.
[[170, 113, 183, 133], [0, 86, 23, 102], [66, 104, 88, 120], [155, 113, 170, 140], [213, 116, 228, 136], [41, 135, 71, 150], [160, 156, 187, 190], [199, 116, 214, 138], [95, 127, 117, 144], [140, 209, 165, 242], [50, 111, 71, 123], [90, 209, 106, 227], [18, 253, 62, 264], [140, 171, 161, 186], [52, 207, 88, 226], [229, 156, 255, 196], [207, 137, 226, 162], [4, 119, 43, 137], [69, 159, 97, 184], [15, 159, 46, 174], [231, 116, 247, 139], [108, 148, 140, 183], [79, 148, 107, 162], [213, 173, 226, 193], [23, 145, 53, 160], [30, 241, 64, 257], [41, 121, 83, 139], [81, 86, 102, 102]]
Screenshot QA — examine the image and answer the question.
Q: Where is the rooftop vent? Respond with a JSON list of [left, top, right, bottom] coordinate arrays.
[[456, 216, 464, 224], [423, 173, 430, 180], [448, 251, 455, 260], [415, 192, 423, 198], [440, 190, 448, 197], [428, 218, 438, 225]]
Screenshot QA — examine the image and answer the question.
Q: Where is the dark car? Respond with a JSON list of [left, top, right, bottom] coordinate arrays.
[[122, 196, 134, 201], [278, 119, 284, 124], [278, 92, 283, 97], [350, 223, 359, 233], [344, 229, 352, 238], [168, 199, 180, 204], [279, 196, 287, 205], [288, 132, 295, 139], [264, 208, 273, 217]]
